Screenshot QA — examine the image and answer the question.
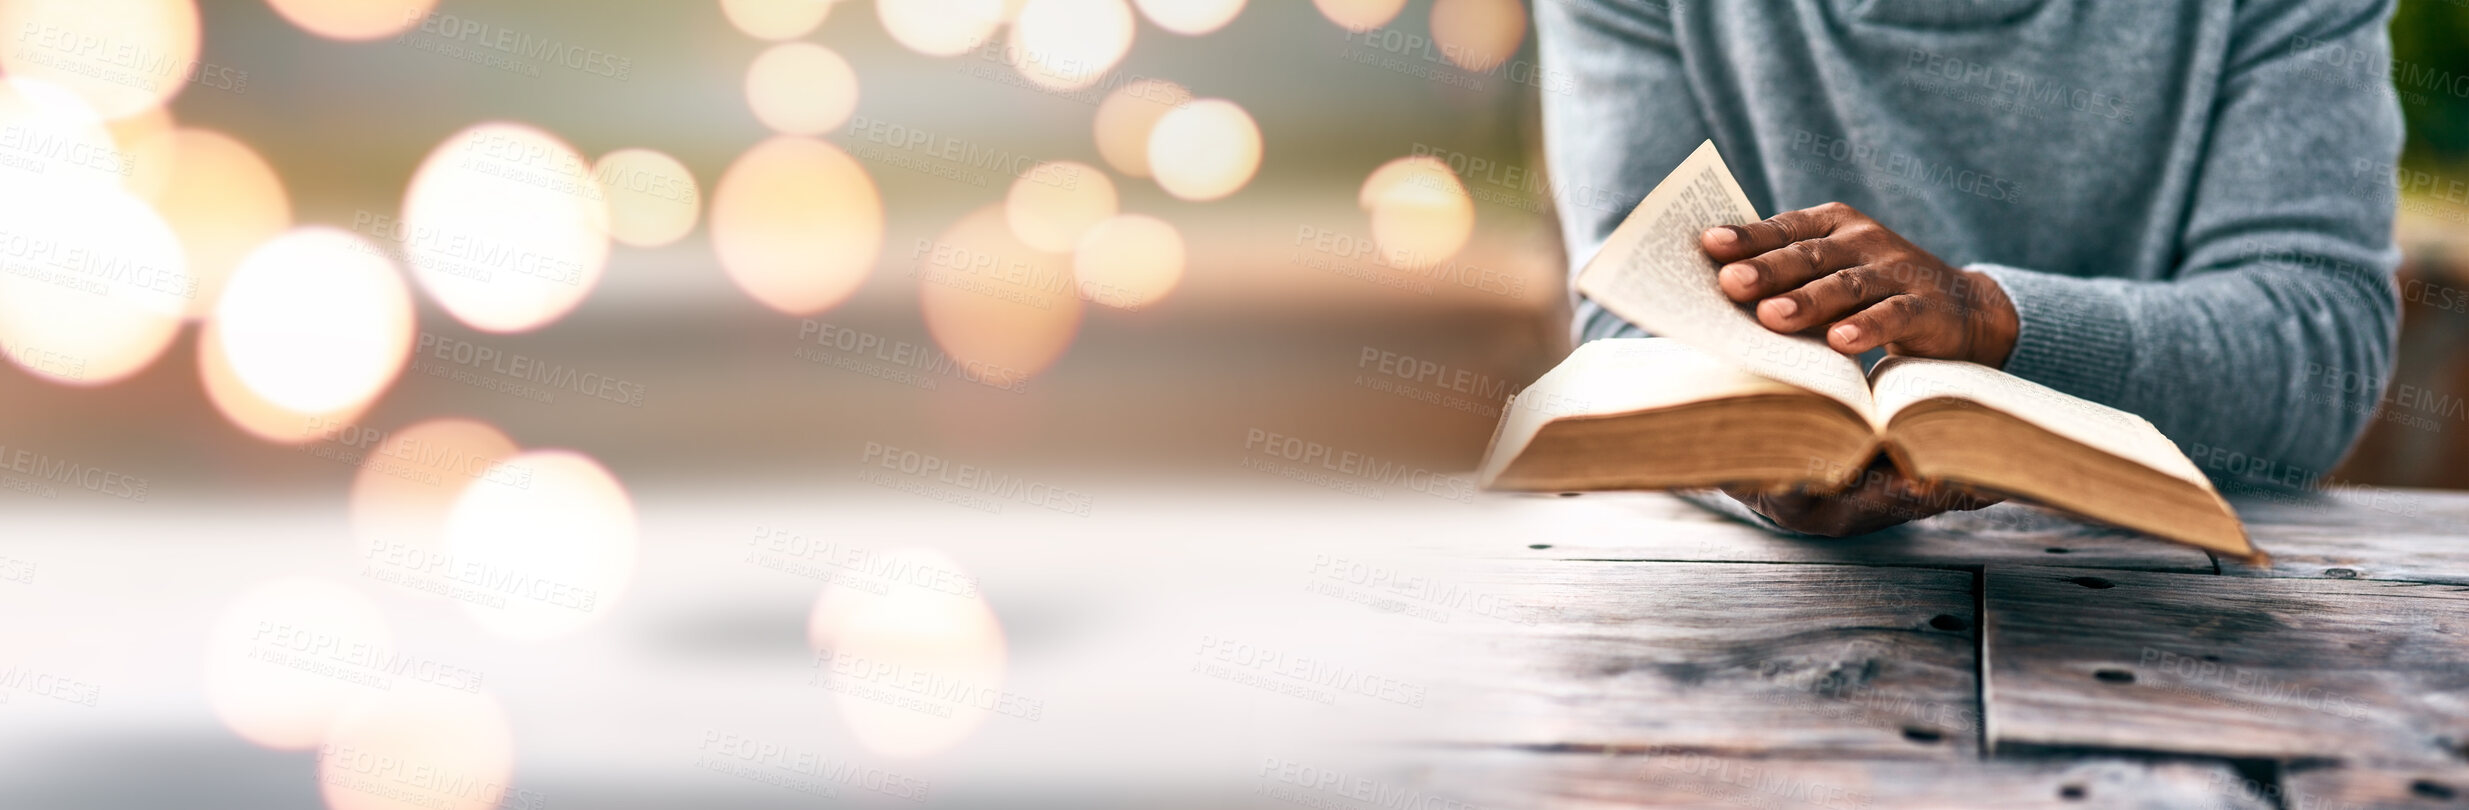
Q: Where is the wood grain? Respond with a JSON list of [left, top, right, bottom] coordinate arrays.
[[1981, 565, 2469, 764], [1408, 749, 2274, 810], [2217, 488, 2469, 584], [2282, 761, 2469, 809], [1418, 492, 2216, 572], [1415, 561, 1981, 758]]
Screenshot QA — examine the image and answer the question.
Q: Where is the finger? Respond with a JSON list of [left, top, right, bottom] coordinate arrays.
[[1700, 203, 1850, 263], [1827, 293, 1934, 354], [1717, 236, 1859, 302], [1759, 263, 1901, 334]]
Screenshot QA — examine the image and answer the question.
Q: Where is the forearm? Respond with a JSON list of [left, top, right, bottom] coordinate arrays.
[[1976, 258, 2399, 487]]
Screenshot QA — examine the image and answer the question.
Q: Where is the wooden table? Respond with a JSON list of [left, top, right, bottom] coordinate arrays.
[[2, 484, 2463, 809], [1381, 487, 2469, 810]]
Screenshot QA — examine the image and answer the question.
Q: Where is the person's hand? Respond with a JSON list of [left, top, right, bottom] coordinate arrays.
[[1722, 458, 2003, 537], [1701, 202, 2019, 368]]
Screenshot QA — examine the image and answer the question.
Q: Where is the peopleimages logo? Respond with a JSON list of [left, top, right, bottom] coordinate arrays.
[[798, 319, 1030, 393], [0, 443, 148, 501], [412, 332, 647, 407], [1787, 130, 2026, 203], [397, 9, 633, 80], [858, 442, 1095, 517], [1241, 428, 1476, 503]]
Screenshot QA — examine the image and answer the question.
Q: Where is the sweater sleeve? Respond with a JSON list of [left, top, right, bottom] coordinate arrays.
[[1972, 0, 2403, 488], [1536, 0, 1712, 345]]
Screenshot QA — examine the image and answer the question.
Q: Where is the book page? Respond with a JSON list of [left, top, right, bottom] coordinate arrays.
[[1574, 140, 1876, 423], [1869, 356, 2213, 488], [1478, 338, 1805, 485]]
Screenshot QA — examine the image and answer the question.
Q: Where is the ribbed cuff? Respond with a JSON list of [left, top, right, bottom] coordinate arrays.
[[1971, 263, 2135, 406]]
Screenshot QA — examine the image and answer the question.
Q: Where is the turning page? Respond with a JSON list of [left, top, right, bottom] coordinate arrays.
[[1574, 141, 1876, 423]]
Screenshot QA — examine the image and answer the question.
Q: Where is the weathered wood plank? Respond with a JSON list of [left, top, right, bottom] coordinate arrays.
[[2283, 761, 2469, 809], [2217, 488, 2469, 584], [1412, 561, 1980, 759], [1404, 749, 2273, 810], [1982, 565, 2469, 764], [1420, 492, 2216, 572]]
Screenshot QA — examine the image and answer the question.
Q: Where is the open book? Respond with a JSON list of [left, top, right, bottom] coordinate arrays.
[[1481, 141, 2256, 559]]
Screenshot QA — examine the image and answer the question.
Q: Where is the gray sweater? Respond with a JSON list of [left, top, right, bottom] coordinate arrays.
[[1539, 0, 2405, 488]]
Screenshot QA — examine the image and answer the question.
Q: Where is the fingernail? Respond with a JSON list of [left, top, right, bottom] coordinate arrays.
[[1761, 297, 1798, 319], [1705, 227, 1737, 246], [1831, 323, 1861, 345], [1720, 264, 1755, 288]]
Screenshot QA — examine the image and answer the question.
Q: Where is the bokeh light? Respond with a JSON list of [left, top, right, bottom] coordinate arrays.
[[199, 315, 375, 444], [878, 0, 1006, 57], [109, 105, 179, 201], [0, 0, 201, 120], [401, 122, 612, 334], [1005, 161, 1117, 252], [1072, 213, 1184, 310], [917, 206, 1083, 380], [1430, 0, 1525, 72], [146, 128, 294, 319], [592, 148, 701, 248], [1311, 0, 1405, 31], [264, 0, 436, 41], [1360, 155, 1473, 269], [719, 0, 835, 40], [318, 686, 515, 810], [350, 418, 523, 562], [0, 77, 129, 195], [201, 577, 392, 750], [1008, 0, 1135, 92], [1147, 98, 1261, 201], [214, 227, 414, 415], [710, 136, 884, 315], [441, 450, 638, 641], [0, 185, 191, 386], [744, 42, 860, 136], [1132, 0, 1243, 35], [1090, 78, 1189, 178], [807, 548, 1006, 758]]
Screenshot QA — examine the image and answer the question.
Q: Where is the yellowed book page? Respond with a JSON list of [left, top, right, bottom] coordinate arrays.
[[1869, 356, 2212, 488], [1573, 140, 1875, 423], [1478, 338, 1806, 486]]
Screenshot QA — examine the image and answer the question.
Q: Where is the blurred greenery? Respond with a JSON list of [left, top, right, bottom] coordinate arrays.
[[2390, 0, 2469, 168]]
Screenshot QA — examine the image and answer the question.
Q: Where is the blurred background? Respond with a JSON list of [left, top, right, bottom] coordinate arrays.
[[0, 0, 2463, 807], [0, 0, 1566, 494]]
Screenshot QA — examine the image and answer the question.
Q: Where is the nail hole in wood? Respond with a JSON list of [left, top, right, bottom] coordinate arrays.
[[2201, 654, 2222, 663], [2411, 780, 2455, 800], [1557, 492, 1581, 497], [2093, 668, 2135, 684], [2058, 784, 2086, 801], [1901, 726, 1942, 744], [1929, 614, 1967, 632], [2067, 576, 2115, 589], [2324, 567, 2359, 579], [2044, 547, 2070, 554], [1527, 544, 1551, 550]]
